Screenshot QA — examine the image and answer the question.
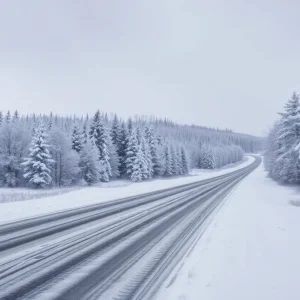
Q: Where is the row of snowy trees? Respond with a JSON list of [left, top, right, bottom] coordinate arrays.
[[0, 109, 258, 188], [0, 110, 190, 188], [136, 116, 262, 155], [194, 145, 244, 169], [265, 92, 300, 184], [132, 116, 261, 169]]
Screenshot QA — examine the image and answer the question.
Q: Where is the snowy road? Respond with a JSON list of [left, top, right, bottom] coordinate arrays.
[[0, 157, 261, 300]]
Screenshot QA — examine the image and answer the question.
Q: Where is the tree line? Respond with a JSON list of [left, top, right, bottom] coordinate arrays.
[[0, 111, 190, 188], [265, 92, 300, 183], [137, 116, 262, 168], [0, 110, 260, 188]]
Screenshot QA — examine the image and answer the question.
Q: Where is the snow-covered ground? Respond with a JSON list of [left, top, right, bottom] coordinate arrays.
[[157, 160, 300, 300], [0, 186, 83, 204], [0, 157, 254, 224]]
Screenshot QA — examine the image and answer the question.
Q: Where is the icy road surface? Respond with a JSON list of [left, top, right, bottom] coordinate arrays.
[[0, 157, 260, 300]]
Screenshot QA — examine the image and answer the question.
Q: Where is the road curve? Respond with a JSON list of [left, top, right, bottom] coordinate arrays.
[[0, 157, 261, 300]]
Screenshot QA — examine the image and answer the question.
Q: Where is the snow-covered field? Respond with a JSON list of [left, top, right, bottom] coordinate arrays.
[[157, 160, 300, 300], [0, 157, 254, 224], [0, 186, 83, 204]]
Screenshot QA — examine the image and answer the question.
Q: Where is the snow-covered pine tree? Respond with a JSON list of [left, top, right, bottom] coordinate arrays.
[[71, 123, 83, 153], [111, 114, 121, 148], [54, 114, 59, 126], [63, 121, 70, 134], [49, 128, 80, 187], [141, 137, 153, 179], [144, 126, 160, 176], [275, 92, 300, 183], [127, 118, 133, 136], [163, 145, 173, 176], [0, 122, 30, 187], [98, 128, 112, 182], [176, 146, 183, 175], [156, 145, 166, 176], [125, 130, 139, 178], [170, 146, 179, 175], [0, 111, 3, 126], [89, 111, 112, 182], [5, 111, 11, 123], [104, 112, 109, 124], [136, 126, 142, 145], [108, 137, 120, 178], [82, 122, 88, 144], [89, 110, 100, 142], [199, 146, 214, 169], [12, 110, 19, 122], [181, 146, 189, 174], [22, 124, 53, 188], [130, 145, 147, 182], [134, 126, 151, 179], [118, 122, 129, 176], [48, 112, 53, 131], [110, 114, 121, 177], [79, 139, 101, 185], [156, 134, 163, 146]]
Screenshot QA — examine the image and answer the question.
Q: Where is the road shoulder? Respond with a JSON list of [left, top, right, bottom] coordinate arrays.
[[157, 162, 300, 300]]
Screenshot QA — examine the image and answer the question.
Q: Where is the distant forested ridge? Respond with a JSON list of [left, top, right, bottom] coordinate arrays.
[[265, 92, 300, 183], [0, 111, 262, 188]]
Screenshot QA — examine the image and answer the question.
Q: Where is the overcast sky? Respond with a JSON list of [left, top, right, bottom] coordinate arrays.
[[0, 0, 299, 136]]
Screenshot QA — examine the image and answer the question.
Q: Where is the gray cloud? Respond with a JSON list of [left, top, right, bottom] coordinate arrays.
[[0, 0, 300, 135]]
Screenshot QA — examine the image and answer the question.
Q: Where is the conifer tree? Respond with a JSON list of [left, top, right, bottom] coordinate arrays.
[[108, 138, 120, 178], [118, 122, 129, 176], [181, 146, 189, 174], [82, 122, 88, 144], [0, 122, 30, 187], [79, 139, 101, 185], [89, 110, 101, 142], [12, 110, 19, 122], [163, 145, 173, 176], [127, 118, 133, 136], [136, 126, 142, 145], [273, 92, 300, 183], [144, 126, 160, 176], [89, 111, 112, 182], [130, 145, 146, 182], [176, 146, 183, 175], [49, 128, 80, 187], [54, 114, 59, 126], [141, 137, 153, 179], [5, 111, 11, 123], [22, 124, 53, 188], [111, 114, 121, 147], [171, 146, 179, 175], [48, 112, 53, 131], [125, 130, 139, 178], [72, 123, 83, 153], [198, 146, 214, 169]]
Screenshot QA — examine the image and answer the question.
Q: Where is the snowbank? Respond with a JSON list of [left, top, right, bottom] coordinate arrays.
[[0, 187, 81, 203], [0, 156, 255, 224], [157, 160, 300, 300]]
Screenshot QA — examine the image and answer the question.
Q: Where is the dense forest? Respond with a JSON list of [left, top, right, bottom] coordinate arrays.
[[265, 92, 300, 183], [0, 110, 262, 188]]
